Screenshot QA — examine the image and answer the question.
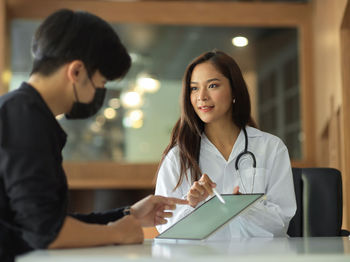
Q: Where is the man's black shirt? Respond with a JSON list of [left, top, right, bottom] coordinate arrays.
[[0, 83, 125, 261]]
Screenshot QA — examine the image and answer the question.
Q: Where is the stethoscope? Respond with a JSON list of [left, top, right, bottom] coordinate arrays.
[[234, 127, 257, 193]]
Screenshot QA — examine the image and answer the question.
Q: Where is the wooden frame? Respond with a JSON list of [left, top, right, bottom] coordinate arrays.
[[2, 0, 315, 188], [63, 162, 158, 189], [0, 0, 6, 95], [341, 0, 350, 230], [7, 1, 311, 26]]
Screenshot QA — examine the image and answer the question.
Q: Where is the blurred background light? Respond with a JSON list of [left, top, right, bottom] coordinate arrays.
[[136, 76, 160, 93], [121, 91, 142, 108], [108, 98, 121, 109], [104, 107, 117, 120], [232, 36, 248, 47], [2, 70, 12, 85], [129, 109, 144, 121]]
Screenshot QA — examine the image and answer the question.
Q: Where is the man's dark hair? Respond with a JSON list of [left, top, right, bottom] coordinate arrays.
[[31, 9, 131, 80]]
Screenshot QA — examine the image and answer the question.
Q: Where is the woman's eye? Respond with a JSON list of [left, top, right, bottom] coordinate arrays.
[[209, 83, 218, 88], [190, 86, 198, 91]]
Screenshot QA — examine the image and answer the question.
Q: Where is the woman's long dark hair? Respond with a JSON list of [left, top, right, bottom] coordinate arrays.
[[158, 50, 256, 190]]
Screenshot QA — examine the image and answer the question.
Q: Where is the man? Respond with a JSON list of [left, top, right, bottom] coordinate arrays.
[[0, 9, 187, 262]]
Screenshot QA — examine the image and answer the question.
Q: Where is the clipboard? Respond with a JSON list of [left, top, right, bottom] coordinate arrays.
[[155, 194, 264, 241]]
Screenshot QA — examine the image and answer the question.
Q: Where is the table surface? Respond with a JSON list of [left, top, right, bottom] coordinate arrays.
[[16, 237, 350, 262]]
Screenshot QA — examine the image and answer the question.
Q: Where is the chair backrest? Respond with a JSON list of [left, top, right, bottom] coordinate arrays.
[[287, 167, 343, 237]]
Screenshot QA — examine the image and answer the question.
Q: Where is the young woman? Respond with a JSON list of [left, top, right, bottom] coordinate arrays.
[[155, 50, 296, 238]]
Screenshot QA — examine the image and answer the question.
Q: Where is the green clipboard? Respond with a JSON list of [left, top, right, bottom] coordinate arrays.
[[156, 194, 264, 241]]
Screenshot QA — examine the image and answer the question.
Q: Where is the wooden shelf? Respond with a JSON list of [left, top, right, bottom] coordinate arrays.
[[63, 162, 158, 190]]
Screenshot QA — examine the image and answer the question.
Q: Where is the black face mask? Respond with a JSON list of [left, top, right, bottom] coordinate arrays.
[[66, 82, 106, 119]]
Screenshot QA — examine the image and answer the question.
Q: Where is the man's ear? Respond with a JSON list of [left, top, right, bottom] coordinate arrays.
[[67, 60, 85, 83]]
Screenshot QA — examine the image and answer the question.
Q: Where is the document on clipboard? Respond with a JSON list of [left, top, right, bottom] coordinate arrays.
[[155, 194, 264, 241]]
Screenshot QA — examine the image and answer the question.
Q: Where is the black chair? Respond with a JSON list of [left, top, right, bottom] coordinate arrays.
[[287, 167, 350, 237]]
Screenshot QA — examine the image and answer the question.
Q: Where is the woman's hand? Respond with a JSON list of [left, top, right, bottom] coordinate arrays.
[[233, 186, 241, 195], [187, 174, 216, 208], [130, 195, 188, 227]]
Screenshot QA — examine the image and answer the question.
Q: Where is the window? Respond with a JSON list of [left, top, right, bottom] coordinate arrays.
[[9, 20, 301, 161]]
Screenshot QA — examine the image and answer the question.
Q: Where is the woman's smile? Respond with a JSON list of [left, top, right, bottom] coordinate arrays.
[[198, 105, 215, 112]]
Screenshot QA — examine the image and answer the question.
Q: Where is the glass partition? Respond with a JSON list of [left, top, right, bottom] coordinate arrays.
[[9, 20, 301, 162]]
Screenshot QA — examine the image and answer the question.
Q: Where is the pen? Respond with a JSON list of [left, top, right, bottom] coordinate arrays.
[[212, 188, 226, 204]]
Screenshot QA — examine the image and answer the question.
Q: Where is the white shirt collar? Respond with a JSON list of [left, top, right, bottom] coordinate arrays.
[[245, 125, 263, 138], [201, 126, 262, 163]]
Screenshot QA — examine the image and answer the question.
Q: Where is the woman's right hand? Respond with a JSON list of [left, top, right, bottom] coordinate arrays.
[[187, 174, 216, 208], [108, 215, 144, 244]]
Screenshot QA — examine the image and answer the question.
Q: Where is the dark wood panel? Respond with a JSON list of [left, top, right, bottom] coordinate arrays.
[[0, 0, 6, 95], [7, 0, 311, 26], [340, 0, 350, 231], [64, 162, 158, 189]]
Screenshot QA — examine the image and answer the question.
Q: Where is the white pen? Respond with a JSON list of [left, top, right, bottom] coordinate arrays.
[[212, 188, 226, 204]]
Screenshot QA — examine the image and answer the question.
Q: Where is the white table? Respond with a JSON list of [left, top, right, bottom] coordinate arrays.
[[16, 237, 350, 262]]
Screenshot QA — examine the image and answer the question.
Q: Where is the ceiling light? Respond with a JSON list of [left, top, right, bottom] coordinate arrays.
[[232, 36, 248, 47]]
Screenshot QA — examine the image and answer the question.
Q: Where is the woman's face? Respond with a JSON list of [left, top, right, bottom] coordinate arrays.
[[190, 61, 233, 125]]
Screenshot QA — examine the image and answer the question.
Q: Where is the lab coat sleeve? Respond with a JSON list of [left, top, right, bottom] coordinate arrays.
[[155, 150, 195, 233], [237, 140, 296, 237]]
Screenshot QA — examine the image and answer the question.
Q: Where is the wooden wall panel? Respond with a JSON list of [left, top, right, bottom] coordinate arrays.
[[6, 1, 311, 26], [297, 17, 315, 166], [63, 162, 158, 189], [0, 0, 6, 95], [341, 0, 350, 231]]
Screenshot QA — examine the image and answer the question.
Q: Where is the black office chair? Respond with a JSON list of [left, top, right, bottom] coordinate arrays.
[[287, 167, 350, 237]]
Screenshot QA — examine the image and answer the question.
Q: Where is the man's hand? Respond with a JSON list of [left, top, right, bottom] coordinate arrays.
[[130, 195, 188, 227], [107, 215, 144, 244]]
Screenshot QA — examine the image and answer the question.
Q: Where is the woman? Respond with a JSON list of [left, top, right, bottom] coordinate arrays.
[[155, 50, 296, 238]]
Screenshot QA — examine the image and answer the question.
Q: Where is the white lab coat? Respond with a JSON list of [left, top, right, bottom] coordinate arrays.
[[155, 126, 296, 238]]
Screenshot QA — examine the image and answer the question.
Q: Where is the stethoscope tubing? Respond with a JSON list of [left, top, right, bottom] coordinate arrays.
[[235, 127, 256, 170], [235, 127, 257, 193]]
